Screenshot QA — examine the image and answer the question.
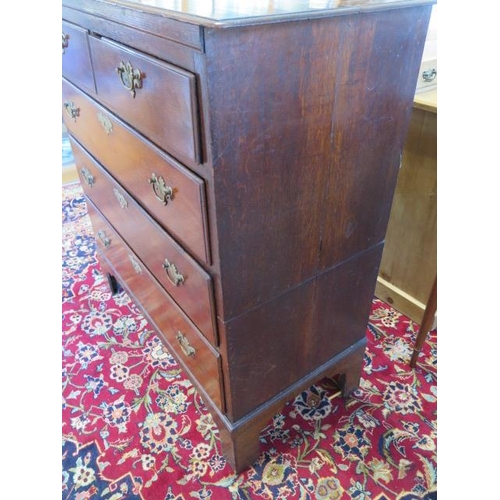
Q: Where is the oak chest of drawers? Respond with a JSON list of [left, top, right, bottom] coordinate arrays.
[[62, 0, 433, 473]]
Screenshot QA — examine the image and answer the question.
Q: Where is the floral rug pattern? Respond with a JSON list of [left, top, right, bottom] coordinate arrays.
[[62, 183, 437, 500]]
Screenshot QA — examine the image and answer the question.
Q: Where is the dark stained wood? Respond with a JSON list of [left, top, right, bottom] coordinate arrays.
[[319, 7, 433, 268], [62, 20, 95, 94], [63, 6, 201, 73], [71, 138, 218, 346], [87, 201, 224, 411], [314, 244, 384, 366], [89, 35, 201, 166], [204, 18, 342, 320], [222, 279, 316, 421], [204, 7, 431, 321], [65, 0, 435, 28], [62, 0, 434, 473], [220, 244, 382, 421], [63, 0, 204, 50], [62, 78, 211, 264], [211, 338, 367, 473]]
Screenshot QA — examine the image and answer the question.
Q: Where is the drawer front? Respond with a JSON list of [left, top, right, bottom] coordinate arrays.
[[62, 21, 95, 94], [62, 78, 210, 265], [89, 35, 201, 166], [87, 201, 224, 412], [71, 139, 218, 346]]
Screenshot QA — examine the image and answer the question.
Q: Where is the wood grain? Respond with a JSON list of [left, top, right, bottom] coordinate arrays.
[[87, 200, 224, 410], [319, 7, 432, 269], [62, 20, 96, 95], [221, 244, 383, 421], [71, 138, 218, 346], [62, 5, 201, 73], [375, 104, 437, 322], [63, 0, 204, 49], [211, 338, 367, 472], [89, 35, 201, 166], [204, 18, 342, 320], [63, 0, 434, 472], [62, 78, 211, 265], [64, 0, 435, 28], [204, 7, 431, 321]]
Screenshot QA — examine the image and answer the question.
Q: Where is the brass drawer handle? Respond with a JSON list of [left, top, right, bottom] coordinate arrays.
[[63, 101, 80, 122], [97, 112, 113, 134], [96, 230, 111, 248], [62, 32, 69, 54], [113, 188, 128, 209], [162, 258, 184, 287], [148, 173, 173, 205], [128, 254, 142, 274], [176, 331, 195, 357], [116, 60, 143, 98], [80, 167, 94, 187]]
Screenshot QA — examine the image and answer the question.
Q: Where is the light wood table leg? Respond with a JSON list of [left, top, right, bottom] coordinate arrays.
[[410, 276, 437, 368]]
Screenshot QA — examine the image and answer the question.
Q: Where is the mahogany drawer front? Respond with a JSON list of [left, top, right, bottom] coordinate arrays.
[[86, 200, 224, 412], [89, 35, 201, 166], [62, 78, 210, 265], [71, 138, 218, 346], [62, 21, 95, 94]]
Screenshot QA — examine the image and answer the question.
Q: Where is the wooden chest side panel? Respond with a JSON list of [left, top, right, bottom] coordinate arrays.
[[204, 6, 432, 321], [313, 244, 384, 366], [222, 279, 316, 421], [319, 6, 433, 268], [204, 18, 342, 320], [222, 244, 384, 421]]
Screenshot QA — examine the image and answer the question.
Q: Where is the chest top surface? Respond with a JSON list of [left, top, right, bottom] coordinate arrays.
[[63, 0, 435, 26]]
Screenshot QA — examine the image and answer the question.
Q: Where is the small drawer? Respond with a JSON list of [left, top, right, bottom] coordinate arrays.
[[89, 35, 201, 166], [72, 139, 218, 346], [62, 78, 210, 265], [62, 20, 95, 94], [87, 200, 224, 412]]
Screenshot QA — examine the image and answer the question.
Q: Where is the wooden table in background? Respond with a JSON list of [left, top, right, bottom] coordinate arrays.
[[375, 89, 437, 325]]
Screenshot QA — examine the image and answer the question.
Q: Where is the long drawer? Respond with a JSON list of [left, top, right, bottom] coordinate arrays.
[[62, 20, 95, 94], [62, 78, 210, 265], [71, 138, 218, 346], [89, 35, 201, 166], [86, 199, 224, 412]]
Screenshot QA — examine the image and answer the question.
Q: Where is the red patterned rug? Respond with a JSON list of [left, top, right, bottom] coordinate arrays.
[[62, 182, 437, 500]]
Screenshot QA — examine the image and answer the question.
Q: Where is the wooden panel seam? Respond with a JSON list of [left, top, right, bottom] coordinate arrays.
[[218, 240, 385, 324]]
